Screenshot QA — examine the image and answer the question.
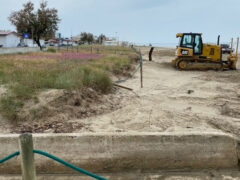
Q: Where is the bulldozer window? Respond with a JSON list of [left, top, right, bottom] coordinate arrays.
[[181, 35, 194, 48], [194, 35, 202, 54]]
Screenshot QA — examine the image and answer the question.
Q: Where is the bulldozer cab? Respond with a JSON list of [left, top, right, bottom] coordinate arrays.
[[178, 33, 203, 55]]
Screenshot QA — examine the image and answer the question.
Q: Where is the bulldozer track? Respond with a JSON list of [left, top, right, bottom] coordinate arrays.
[[176, 59, 223, 71]]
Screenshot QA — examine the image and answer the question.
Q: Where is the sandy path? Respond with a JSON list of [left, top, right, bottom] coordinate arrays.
[[74, 47, 240, 137]]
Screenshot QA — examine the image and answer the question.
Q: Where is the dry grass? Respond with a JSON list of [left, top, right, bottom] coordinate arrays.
[[0, 46, 139, 121]]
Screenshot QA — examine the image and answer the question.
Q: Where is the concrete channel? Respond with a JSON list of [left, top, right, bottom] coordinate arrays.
[[0, 132, 239, 179]]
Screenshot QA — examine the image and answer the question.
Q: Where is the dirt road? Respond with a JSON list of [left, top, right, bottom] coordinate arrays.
[[74, 47, 240, 137]]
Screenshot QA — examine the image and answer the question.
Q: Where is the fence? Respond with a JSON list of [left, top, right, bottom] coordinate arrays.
[[47, 45, 144, 87], [0, 133, 108, 180], [48, 45, 135, 55]]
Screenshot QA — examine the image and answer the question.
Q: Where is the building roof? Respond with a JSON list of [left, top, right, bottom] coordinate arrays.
[[0, 31, 19, 36], [72, 35, 81, 42]]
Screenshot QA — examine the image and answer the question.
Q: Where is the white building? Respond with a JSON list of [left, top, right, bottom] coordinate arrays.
[[103, 40, 129, 47], [24, 39, 45, 47], [0, 31, 20, 47], [103, 40, 119, 46]]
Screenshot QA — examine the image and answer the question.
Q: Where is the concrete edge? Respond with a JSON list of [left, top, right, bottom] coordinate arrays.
[[0, 131, 238, 137], [0, 131, 239, 174], [1, 170, 240, 180]]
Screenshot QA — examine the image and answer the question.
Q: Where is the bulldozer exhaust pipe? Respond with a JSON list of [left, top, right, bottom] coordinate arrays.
[[230, 38, 233, 56], [236, 37, 239, 57], [217, 35, 220, 45]]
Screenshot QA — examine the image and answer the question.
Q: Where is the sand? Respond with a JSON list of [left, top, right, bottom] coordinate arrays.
[[0, 46, 240, 137], [1, 47, 240, 179], [69, 47, 240, 138]]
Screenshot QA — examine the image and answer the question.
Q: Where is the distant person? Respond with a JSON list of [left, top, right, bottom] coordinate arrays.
[[149, 47, 154, 61]]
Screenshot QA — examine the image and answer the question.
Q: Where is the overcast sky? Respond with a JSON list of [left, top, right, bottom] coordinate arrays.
[[0, 0, 239, 46]]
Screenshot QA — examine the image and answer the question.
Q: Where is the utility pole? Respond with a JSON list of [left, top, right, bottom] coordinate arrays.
[[32, 27, 34, 47], [115, 32, 119, 46]]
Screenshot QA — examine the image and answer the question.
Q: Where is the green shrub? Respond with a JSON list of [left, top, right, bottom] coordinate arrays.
[[10, 83, 35, 99], [46, 48, 57, 53], [80, 66, 112, 92], [92, 71, 112, 93], [0, 96, 24, 121], [54, 69, 84, 89]]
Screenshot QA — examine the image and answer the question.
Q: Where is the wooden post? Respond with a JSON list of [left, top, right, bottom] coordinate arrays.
[[140, 50, 143, 88], [58, 39, 60, 52], [19, 133, 36, 180], [140, 62, 143, 88]]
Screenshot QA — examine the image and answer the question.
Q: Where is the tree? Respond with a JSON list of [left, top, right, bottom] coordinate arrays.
[[97, 34, 106, 44], [87, 33, 94, 44], [80, 32, 94, 44], [9, 1, 60, 50], [80, 32, 88, 43]]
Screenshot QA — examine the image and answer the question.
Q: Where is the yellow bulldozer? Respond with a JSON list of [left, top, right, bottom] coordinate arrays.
[[172, 33, 239, 70]]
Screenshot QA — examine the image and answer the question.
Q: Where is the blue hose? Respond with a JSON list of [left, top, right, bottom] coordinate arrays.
[[1, 150, 108, 180], [0, 151, 20, 163], [33, 150, 108, 180]]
